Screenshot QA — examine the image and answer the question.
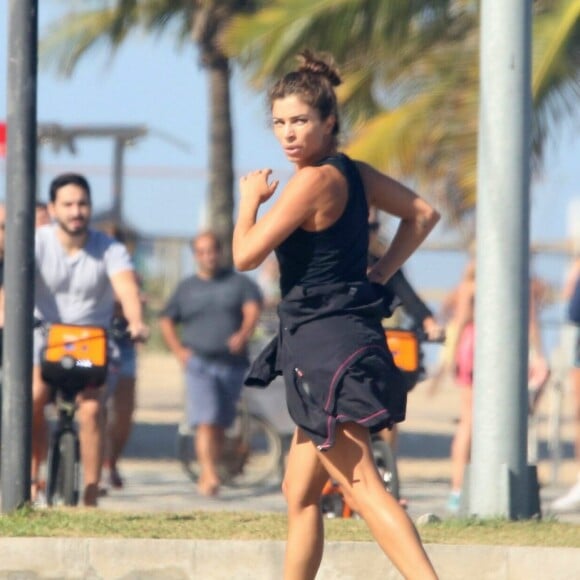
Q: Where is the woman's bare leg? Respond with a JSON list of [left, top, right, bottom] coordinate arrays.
[[195, 423, 224, 496], [282, 428, 329, 580], [450, 387, 473, 492], [318, 422, 438, 580]]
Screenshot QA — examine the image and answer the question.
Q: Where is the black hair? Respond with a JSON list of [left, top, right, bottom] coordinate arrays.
[[49, 173, 92, 203]]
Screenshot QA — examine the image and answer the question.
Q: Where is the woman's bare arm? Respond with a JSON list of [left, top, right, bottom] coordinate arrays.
[[233, 166, 332, 271], [360, 162, 440, 284]]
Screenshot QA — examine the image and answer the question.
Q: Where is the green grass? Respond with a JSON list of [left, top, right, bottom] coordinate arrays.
[[0, 508, 579, 547]]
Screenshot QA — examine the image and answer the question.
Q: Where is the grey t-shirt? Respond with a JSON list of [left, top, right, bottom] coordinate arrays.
[[161, 270, 263, 364], [34, 224, 134, 328]]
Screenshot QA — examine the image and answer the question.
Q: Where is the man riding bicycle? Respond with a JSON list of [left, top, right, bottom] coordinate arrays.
[[32, 173, 147, 506]]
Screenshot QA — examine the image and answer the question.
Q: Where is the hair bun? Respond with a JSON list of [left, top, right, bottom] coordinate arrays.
[[296, 49, 342, 87]]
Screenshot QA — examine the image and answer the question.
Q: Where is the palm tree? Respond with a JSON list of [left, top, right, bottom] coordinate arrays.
[[346, 0, 580, 225], [223, 0, 452, 124], [223, 0, 580, 229], [41, 0, 265, 265]]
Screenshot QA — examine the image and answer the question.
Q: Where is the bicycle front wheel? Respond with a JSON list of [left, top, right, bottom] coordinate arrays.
[[372, 439, 400, 501], [47, 430, 80, 506]]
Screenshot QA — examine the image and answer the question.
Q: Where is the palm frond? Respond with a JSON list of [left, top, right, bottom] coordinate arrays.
[[40, 8, 139, 76], [223, 0, 452, 84], [40, 0, 195, 75], [345, 92, 446, 176], [531, 0, 580, 167]]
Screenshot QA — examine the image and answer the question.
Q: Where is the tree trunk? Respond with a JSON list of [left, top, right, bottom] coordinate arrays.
[[207, 55, 234, 267]]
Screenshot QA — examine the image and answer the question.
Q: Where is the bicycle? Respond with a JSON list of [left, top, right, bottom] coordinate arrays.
[[176, 393, 284, 489], [321, 326, 443, 517], [38, 320, 129, 506]]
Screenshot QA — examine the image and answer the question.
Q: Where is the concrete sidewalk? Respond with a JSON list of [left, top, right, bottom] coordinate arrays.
[[0, 537, 579, 580]]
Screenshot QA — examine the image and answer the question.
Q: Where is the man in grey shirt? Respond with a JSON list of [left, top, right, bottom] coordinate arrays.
[[33, 173, 147, 506], [160, 231, 262, 497]]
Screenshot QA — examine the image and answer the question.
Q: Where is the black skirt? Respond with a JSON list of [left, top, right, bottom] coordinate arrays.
[[247, 282, 408, 450]]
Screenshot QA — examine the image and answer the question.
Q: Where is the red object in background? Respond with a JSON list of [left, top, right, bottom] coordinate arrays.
[[0, 122, 6, 157]]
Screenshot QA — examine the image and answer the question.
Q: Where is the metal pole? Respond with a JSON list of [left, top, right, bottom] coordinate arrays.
[[112, 137, 125, 225], [469, 0, 536, 518], [1, 0, 38, 513]]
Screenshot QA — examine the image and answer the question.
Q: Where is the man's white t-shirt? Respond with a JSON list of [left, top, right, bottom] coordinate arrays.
[[34, 224, 134, 328]]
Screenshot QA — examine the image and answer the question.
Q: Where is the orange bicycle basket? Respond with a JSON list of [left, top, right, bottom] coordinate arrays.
[[42, 324, 108, 388], [384, 328, 419, 373], [44, 324, 107, 366]]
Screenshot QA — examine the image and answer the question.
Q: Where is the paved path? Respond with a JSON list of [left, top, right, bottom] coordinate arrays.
[[95, 351, 580, 524], [1, 350, 578, 522]]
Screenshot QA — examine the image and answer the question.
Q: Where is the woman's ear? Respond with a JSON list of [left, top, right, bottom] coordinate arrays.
[[324, 114, 337, 136]]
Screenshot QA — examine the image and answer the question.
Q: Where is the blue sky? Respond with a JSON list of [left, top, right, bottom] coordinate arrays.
[[0, 2, 291, 237], [0, 1, 578, 298]]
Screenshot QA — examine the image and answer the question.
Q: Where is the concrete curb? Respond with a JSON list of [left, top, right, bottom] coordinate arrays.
[[0, 538, 578, 579]]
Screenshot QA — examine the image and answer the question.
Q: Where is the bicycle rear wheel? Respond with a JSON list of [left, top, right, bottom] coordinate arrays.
[[47, 430, 80, 506], [177, 413, 282, 488], [226, 413, 282, 488], [372, 439, 400, 501]]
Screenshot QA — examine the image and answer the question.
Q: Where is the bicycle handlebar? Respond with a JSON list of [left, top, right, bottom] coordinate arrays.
[[34, 317, 146, 344], [389, 325, 446, 345]]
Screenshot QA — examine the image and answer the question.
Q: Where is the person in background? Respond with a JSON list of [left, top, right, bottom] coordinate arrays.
[[159, 231, 262, 497], [446, 258, 550, 513], [33, 173, 147, 506], [551, 256, 580, 512], [35, 202, 50, 228], [446, 259, 476, 513], [367, 209, 444, 507], [367, 210, 443, 340], [98, 223, 143, 490]]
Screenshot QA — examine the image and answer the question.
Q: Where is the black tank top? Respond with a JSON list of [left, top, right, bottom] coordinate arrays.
[[275, 153, 369, 297]]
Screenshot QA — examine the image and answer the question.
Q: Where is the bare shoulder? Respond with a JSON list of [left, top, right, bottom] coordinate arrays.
[[284, 164, 341, 201], [293, 164, 339, 187]]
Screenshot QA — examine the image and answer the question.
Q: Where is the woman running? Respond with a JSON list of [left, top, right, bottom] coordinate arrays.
[[233, 50, 440, 580]]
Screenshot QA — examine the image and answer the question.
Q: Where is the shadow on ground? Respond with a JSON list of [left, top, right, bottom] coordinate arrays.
[[125, 421, 575, 463]]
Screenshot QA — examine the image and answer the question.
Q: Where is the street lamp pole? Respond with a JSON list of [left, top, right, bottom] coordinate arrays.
[[1, 0, 38, 513], [470, 0, 538, 518]]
